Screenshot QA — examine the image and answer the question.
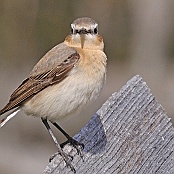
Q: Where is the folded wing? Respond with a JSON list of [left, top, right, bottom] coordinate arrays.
[[0, 53, 80, 115]]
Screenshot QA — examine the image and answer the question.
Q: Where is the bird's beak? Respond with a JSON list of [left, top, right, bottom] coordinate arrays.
[[80, 34, 85, 49]]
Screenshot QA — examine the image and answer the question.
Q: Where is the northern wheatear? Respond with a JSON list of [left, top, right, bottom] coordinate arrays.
[[0, 17, 107, 172]]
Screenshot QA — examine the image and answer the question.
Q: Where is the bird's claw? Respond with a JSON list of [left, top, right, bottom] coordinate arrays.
[[61, 138, 84, 159], [49, 151, 75, 173]]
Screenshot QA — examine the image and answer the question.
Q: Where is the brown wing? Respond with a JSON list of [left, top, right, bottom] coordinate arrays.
[[0, 53, 80, 115]]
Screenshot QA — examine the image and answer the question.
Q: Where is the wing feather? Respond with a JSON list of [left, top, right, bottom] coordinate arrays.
[[0, 53, 80, 115]]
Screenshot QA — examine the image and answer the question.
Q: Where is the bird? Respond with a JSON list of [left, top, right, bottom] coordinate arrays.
[[0, 17, 107, 172]]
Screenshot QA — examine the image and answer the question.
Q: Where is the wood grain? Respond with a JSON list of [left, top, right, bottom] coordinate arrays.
[[43, 75, 174, 174]]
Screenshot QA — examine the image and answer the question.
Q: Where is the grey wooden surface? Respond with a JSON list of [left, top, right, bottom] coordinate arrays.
[[43, 75, 174, 174]]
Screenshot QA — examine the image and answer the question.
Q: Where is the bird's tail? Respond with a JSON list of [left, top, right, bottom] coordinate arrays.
[[0, 108, 20, 128]]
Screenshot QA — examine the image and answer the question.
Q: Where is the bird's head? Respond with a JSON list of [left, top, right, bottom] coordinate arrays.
[[65, 17, 104, 50]]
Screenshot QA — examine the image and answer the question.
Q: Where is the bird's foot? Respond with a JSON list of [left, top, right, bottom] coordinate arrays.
[[61, 137, 84, 159], [49, 151, 76, 173]]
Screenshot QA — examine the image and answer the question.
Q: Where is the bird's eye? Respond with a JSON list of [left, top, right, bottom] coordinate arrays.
[[94, 27, 98, 34], [71, 29, 79, 34], [71, 28, 73, 34]]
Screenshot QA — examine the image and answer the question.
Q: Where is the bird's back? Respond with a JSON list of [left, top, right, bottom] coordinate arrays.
[[30, 42, 76, 77]]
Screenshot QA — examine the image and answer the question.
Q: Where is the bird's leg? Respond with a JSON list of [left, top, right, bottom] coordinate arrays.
[[41, 118, 76, 173], [51, 122, 84, 158]]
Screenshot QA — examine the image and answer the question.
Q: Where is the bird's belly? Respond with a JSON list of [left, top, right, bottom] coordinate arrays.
[[22, 73, 104, 122]]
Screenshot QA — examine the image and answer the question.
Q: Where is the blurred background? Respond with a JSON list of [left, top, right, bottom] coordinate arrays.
[[0, 0, 174, 173]]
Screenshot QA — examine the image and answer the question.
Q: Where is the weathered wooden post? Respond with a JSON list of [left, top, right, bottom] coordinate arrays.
[[43, 75, 174, 174]]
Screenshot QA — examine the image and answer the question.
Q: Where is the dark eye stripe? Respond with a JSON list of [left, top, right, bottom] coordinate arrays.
[[71, 28, 98, 34]]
